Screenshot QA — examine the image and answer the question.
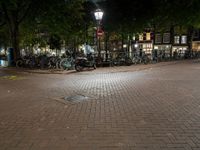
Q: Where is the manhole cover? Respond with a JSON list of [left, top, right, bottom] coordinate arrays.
[[64, 95, 89, 103]]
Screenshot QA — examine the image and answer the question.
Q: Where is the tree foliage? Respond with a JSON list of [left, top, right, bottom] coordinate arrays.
[[0, 0, 86, 60]]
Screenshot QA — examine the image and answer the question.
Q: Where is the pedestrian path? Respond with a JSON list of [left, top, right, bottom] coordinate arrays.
[[0, 59, 200, 150]]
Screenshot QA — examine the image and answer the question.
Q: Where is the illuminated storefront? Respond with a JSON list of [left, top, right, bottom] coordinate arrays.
[[172, 46, 188, 56], [172, 35, 189, 56], [153, 32, 172, 57], [192, 41, 200, 51], [154, 45, 171, 57], [139, 43, 153, 54], [192, 29, 200, 51]]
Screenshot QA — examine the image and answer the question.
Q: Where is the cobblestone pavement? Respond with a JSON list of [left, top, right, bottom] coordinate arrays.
[[1, 60, 200, 150]]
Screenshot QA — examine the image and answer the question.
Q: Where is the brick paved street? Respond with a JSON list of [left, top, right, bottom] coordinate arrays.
[[1, 60, 200, 150]]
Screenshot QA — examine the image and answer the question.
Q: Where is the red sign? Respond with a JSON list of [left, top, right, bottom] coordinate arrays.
[[97, 28, 104, 36]]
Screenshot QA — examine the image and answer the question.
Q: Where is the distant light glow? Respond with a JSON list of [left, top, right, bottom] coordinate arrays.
[[123, 44, 127, 48], [154, 46, 158, 49], [134, 44, 138, 48]]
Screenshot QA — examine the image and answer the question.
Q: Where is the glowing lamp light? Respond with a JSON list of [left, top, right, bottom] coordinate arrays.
[[94, 9, 104, 21]]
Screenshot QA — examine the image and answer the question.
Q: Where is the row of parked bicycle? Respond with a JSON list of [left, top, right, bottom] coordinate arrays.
[[112, 50, 200, 66], [15, 51, 200, 70], [16, 55, 74, 70]]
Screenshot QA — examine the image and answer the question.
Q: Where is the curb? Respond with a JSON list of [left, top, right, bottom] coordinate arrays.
[[0, 59, 195, 75]]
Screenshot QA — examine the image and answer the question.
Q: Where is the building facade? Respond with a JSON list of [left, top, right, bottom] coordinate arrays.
[[138, 28, 154, 54], [137, 26, 191, 58], [154, 31, 172, 58], [192, 28, 200, 51]]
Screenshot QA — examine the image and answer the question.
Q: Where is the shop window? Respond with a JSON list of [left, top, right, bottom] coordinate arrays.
[[143, 44, 152, 54], [163, 33, 170, 43], [181, 35, 187, 44], [174, 36, 180, 44], [154, 46, 158, 50], [155, 34, 162, 43], [192, 42, 200, 51]]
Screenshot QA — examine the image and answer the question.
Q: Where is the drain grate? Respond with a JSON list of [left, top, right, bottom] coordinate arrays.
[[64, 95, 89, 103]]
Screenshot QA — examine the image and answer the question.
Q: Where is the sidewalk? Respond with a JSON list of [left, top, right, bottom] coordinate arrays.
[[0, 60, 185, 75], [1, 59, 200, 150]]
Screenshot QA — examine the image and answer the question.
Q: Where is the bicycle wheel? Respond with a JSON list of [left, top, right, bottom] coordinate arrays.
[[75, 65, 83, 72], [16, 60, 24, 68], [60, 58, 72, 70]]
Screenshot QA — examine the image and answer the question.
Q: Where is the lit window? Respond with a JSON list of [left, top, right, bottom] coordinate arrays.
[[181, 35, 187, 44], [139, 34, 143, 41], [146, 33, 151, 40], [174, 36, 180, 44], [163, 33, 170, 43], [155, 34, 162, 43]]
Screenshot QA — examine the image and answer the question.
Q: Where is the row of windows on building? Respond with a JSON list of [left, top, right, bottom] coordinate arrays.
[[138, 33, 188, 44]]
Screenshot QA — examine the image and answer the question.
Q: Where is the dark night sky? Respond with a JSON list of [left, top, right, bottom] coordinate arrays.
[[90, 0, 103, 2]]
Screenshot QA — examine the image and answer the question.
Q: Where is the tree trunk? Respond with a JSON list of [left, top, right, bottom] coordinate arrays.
[[10, 23, 20, 61]]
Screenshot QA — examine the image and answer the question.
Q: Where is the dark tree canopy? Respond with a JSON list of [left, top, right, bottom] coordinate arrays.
[[0, 0, 85, 60], [99, 0, 200, 33]]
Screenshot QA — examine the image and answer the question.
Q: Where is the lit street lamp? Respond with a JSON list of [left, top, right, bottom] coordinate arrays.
[[94, 9, 104, 62], [94, 9, 104, 25]]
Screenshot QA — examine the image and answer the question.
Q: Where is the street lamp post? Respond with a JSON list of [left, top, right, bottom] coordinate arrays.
[[94, 9, 104, 61]]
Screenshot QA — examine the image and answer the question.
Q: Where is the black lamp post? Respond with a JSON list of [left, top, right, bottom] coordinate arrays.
[[94, 9, 104, 60]]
